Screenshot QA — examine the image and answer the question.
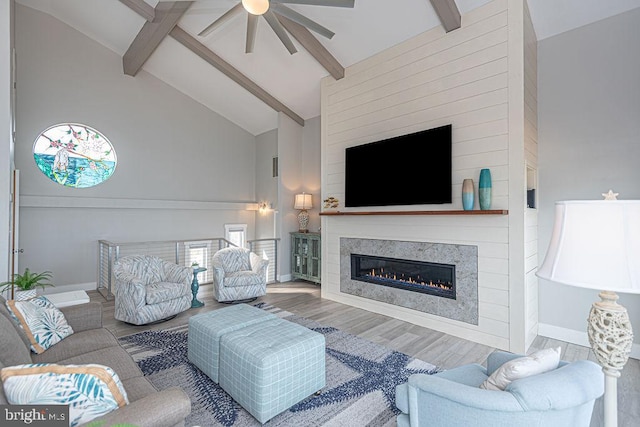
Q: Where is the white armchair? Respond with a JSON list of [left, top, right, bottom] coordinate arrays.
[[211, 247, 269, 303], [113, 255, 192, 325]]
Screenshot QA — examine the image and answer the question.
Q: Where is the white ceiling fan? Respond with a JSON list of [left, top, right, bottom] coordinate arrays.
[[198, 0, 355, 54]]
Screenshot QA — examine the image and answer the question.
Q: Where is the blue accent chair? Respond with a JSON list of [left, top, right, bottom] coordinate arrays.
[[395, 350, 604, 427]]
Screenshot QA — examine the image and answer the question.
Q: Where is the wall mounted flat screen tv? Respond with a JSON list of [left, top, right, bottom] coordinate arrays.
[[345, 124, 452, 207]]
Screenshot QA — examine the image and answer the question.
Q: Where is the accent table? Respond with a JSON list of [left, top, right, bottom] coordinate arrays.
[[191, 267, 206, 308]]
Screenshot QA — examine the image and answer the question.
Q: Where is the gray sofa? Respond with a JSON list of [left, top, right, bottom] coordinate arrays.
[[0, 296, 191, 427]]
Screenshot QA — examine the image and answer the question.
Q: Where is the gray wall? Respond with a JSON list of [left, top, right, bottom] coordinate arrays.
[[255, 128, 278, 241], [301, 116, 321, 234], [0, 1, 13, 282], [15, 5, 259, 286], [538, 8, 640, 346]]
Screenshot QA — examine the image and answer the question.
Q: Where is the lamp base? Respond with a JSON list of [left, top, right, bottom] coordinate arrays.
[[298, 209, 310, 233], [587, 291, 634, 427]]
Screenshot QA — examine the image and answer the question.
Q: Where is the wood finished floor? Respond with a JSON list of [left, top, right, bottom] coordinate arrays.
[[90, 282, 638, 427]]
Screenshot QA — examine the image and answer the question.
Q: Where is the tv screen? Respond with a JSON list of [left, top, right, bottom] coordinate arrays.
[[345, 124, 452, 207]]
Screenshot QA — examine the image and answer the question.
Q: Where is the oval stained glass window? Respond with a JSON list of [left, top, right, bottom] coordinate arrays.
[[33, 123, 117, 188]]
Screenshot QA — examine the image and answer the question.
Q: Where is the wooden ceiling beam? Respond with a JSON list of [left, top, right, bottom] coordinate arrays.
[[169, 26, 305, 126], [122, 1, 193, 76], [118, 0, 156, 22], [277, 15, 345, 80], [429, 0, 461, 32]]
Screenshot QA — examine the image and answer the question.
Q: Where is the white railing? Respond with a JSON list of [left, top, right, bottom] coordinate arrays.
[[98, 237, 279, 299]]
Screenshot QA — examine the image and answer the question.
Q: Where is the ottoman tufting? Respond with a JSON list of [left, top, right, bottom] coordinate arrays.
[[187, 303, 276, 383], [219, 317, 326, 424]]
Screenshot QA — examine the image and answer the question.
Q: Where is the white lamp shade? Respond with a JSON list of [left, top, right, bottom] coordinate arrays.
[[537, 200, 640, 293], [242, 0, 269, 15], [294, 193, 313, 210]]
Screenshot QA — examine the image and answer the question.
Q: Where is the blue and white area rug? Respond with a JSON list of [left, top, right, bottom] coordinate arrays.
[[118, 303, 440, 426]]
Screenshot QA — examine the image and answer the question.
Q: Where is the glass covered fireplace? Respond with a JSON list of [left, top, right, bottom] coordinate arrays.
[[350, 253, 456, 299]]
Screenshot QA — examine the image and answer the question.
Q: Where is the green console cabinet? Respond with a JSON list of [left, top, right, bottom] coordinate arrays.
[[290, 232, 321, 284]]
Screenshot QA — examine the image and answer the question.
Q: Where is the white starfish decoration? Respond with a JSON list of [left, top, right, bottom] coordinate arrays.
[[602, 190, 619, 200]]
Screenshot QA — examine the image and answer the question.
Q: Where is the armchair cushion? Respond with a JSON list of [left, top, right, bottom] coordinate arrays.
[[225, 271, 266, 288], [145, 281, 190, 304]]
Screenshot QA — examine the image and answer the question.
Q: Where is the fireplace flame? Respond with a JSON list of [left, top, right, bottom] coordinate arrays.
[[368, 268, 452, 291]]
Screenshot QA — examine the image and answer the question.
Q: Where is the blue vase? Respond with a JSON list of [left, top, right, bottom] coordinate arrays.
[[479, 169, 492, 210], [462, 179, 474, 210]]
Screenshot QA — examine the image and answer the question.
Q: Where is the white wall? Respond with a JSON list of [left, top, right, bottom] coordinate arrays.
[[14, 5, 259, 286], [538, 7, 640, 351], [321, 0, 525, 350], [521, 0, 539, 351], [0, 1, 13, 282]]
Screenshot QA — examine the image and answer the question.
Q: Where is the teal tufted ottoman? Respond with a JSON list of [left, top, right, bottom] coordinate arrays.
[[187, 304, 276, 383], [219, 317, 326, 424]]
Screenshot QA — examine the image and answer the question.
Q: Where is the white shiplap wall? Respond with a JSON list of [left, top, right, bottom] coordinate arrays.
[[320, 0, 521, 350], [523, 0, 539, 349]]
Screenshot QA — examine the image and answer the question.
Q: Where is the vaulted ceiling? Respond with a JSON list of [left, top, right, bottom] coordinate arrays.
[[15, 0, 640, 135]]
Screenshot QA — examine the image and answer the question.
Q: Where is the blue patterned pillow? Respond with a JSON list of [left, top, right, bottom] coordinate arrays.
[[6, 296, 74, 354], [1, 363, 129, 427]]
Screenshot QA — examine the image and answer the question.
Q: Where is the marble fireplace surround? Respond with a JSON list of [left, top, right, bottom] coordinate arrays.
[[340, 238, 478, 325]]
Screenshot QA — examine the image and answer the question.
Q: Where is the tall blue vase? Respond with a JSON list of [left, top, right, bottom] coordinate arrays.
[[462, 179, 474, 210], [479, 168, 492, 210]]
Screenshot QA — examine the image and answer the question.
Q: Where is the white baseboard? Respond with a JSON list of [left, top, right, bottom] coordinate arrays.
[[278, 274, 292, 283], [40, 282, 96, 295], [539, 323, 640, 360]]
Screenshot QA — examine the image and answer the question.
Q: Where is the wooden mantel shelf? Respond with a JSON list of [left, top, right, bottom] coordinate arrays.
[[319, 209, 508, 216]]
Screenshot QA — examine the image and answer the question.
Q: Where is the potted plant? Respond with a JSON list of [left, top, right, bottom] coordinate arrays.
[[191, 262, 200, 271], [0, 268, 54, 300]]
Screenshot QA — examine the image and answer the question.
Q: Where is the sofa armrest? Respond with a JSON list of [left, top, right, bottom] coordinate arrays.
[[87, 387, 190, 427], [59, 302, 103, 332]]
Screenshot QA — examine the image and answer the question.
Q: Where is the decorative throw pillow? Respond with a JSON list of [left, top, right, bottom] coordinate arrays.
[[1, 363, 129, 427], [6, 296, 74, 354], [480, 347, 562, 391]]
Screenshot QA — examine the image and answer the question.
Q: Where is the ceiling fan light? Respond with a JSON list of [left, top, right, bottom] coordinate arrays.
[[242, 0, 269, 16]]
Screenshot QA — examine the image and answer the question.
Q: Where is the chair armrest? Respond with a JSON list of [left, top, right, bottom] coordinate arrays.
[[163, 262, 192, 285], [250, 253, 269, 277], [211, 260, 225, 287], [115, 272, 147, 310], [88, 387, 191, 427], [507, 360, 604, 410], [59, 302, 103, 332], [407, 373, 524, 412]]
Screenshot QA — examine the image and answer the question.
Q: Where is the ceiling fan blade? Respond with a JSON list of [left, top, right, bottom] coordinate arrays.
[[272, 4, 334, 39], [273, 0, 354, 8], [198, 2, 244, 37], [246, 13, 259, 53], [263, 10, 297, 54]]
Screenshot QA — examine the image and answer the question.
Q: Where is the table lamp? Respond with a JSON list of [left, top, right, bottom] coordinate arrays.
[[536, 195, 640, 427], [294, 193, 313, 233]]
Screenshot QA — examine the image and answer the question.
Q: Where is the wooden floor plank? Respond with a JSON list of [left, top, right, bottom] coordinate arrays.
[[89, 281, 639, 427]]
